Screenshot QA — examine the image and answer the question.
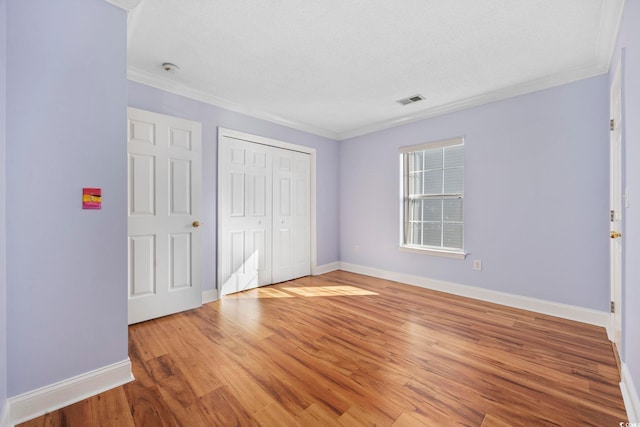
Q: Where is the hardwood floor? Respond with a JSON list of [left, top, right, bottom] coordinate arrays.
[[20, 271, 627, 426]]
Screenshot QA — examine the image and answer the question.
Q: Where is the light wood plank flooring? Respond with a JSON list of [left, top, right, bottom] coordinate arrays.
[[20, 271, 627, 426]]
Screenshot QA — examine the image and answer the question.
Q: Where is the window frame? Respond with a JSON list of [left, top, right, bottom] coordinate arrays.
[[399, 137, 466, 259]]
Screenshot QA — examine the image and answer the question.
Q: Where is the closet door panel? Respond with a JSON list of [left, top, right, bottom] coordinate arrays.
[[219, 137, 273, 296], [272, 151, 294, 283]]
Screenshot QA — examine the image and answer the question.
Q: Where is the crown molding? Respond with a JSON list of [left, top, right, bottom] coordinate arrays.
[[337, 62, 609, 140], [129, 60, 609, 143], [104, 0, 142, 11], [127, 66, 340, 141]]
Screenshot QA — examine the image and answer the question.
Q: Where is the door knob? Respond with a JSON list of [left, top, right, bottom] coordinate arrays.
[[192, 221, 201, 228], [610, 231, 622, 239]]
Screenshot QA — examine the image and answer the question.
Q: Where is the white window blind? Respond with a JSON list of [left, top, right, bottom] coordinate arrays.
[[400, 137, 464, 253]]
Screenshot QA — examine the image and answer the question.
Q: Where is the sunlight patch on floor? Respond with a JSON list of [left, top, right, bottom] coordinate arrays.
[[223, 284, 379, 299], [225, 288, 295, 299], [282, 285, 378, 297]]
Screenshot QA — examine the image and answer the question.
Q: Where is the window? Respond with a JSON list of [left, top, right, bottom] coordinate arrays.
[[400, 137, 465, 258]]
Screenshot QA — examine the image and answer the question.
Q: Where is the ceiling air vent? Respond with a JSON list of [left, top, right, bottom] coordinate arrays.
[[396, 94, 425, 106]]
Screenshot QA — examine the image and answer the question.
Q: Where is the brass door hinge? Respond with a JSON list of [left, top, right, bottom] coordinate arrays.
[[611, 301, 615, 313]]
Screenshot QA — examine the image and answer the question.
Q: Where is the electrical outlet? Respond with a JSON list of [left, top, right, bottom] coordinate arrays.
[[473, 259, 482, 271], [354, 245, 360, 253]]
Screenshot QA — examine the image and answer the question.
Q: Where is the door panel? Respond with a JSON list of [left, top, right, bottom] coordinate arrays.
[[230, 231, 245, 273], [254, 229, 266, 271], [170, 159, 192, 215], [170, 233, 191, 289], [274, 227, 292, 280], [230, 172, 245, 217], [129, 235, 155, 296], [127, 108, 202, 324], [128, 119, 155, 145], [128, 154, 156, 216], [170, 127, 192, 150], [253, 175, 266, 216], [279, 178, 291, 215]]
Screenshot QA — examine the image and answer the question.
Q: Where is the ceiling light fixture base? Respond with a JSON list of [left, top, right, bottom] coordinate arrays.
[[162, 63, 180, 74]]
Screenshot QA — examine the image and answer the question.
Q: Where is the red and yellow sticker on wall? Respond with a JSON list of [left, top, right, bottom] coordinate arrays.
[[82, 188, 102, 210]]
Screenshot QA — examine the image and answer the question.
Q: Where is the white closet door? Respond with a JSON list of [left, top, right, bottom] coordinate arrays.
[[272, 151, 294, 283], [273, 149, 310, 283], [218, 133, 311, 294], [219, 137, 273, 296], [292, 152, 311, 279]]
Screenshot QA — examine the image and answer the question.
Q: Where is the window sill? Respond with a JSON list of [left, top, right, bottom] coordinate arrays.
[[399, 245, 467, 259]]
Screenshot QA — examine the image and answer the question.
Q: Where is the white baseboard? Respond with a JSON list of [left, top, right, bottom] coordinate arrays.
[[339, 262, 610, 328], [8, 359, 134, 426], [621, 363, 640, 422], [606, 320, 614, 342], [0, 401, 9, 427], [202, 289, 218, 304], [313, 262, 341, 276]]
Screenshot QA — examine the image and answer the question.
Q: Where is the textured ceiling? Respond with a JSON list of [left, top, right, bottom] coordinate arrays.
[[127, 0, 624, 140]]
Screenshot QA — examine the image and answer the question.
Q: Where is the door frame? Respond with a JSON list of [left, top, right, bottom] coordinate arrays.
[[216, 127, 318, 291], [609, 59, 623, 351]]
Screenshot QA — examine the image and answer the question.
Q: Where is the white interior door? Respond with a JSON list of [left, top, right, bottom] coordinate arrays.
[[127, 107, 202, 324], [292, 152, 312, 279], [272, 151, 294, 283], [273, 149, 311, 283], [610, 63, 623, 350], [218, 136, 273, 296], [218, 130, 312, 295]]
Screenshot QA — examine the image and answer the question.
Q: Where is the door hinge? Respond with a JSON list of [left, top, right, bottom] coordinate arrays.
[[611, 301, 615, 313], [610, 210, 615, 222], [611, 119, 615, 131]]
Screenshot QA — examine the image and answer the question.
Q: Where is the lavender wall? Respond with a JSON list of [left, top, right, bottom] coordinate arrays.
[[6, 0, 129, 396], [0, 0, 7, 414], [128, 81, 341, 292], [613, 0, 640, 408], [340, 75, 610, 311]]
